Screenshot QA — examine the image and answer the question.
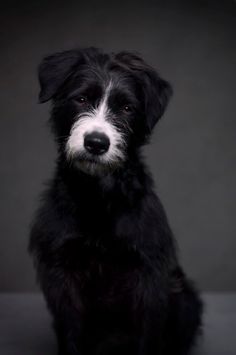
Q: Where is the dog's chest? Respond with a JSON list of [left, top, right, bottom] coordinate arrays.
[[63, 237, 142, 305]]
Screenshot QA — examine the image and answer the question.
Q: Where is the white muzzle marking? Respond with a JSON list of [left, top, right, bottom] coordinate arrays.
[[66, 83, 125, 169]]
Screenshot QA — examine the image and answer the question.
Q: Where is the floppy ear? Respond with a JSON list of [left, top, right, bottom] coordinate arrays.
[[143, 72, 173, 132], [38, 50, 80, 103], [115, 51, 173, 132]]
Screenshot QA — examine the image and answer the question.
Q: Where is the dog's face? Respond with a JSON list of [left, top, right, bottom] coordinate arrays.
[[38, 48, 172, 175]]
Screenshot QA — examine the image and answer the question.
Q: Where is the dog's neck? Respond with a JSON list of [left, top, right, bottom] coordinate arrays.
[[52, 154, 155, 247], [55, 152, 152, 207]]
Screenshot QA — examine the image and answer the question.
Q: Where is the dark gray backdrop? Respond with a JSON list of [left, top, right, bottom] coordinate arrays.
[[0, 0, 235, 292]]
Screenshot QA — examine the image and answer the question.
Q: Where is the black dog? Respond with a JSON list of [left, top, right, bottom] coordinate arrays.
[[29, 48, 203, 355]]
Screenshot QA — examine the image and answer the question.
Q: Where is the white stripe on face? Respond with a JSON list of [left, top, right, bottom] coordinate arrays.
[[66, 82, 125, 166]]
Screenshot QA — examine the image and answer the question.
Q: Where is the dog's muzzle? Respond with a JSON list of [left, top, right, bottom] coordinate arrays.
[[84, 131, 110, 156]]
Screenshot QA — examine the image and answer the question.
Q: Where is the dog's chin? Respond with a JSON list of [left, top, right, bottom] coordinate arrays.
[[70, 155, 123, 176]]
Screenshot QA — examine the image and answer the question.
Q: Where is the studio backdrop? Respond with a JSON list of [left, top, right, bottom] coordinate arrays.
[[0, 0, 235, 292]]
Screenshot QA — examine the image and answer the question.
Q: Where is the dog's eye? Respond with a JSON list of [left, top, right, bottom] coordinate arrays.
[[77, 96, 87, 104], [123, 105, 132, 113]]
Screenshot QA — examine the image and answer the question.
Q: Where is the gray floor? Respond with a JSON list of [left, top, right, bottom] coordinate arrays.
[[0, 293, 235, 355]]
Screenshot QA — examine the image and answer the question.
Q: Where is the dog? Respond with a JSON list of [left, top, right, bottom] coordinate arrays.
[[29, 47, 203, 355]]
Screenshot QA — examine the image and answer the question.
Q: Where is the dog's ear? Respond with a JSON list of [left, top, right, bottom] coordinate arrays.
[[143, 72, 173, 132], [38, 50, 81, 103], [115, 52, 173, 132]]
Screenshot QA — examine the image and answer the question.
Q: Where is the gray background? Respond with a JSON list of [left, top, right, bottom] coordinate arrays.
[[0, 0, 235, 292]]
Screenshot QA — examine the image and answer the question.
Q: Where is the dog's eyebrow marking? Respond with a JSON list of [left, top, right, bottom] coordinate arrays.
[[92, 81, 113, 121]]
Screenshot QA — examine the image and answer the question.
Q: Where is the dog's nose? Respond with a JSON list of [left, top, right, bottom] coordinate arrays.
[[84, 132, 110, 155]]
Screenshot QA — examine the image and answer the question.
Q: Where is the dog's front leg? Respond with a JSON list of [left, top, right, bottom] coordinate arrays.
[[40, 268, 84, 355], [138, 308, 167, 355], [54, 304, 84, 355], [136, 273, 168, 355]]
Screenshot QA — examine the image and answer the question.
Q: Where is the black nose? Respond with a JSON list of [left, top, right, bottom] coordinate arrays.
[[84, 132, 110, 155]]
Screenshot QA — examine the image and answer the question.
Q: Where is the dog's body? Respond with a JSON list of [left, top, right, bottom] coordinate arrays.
[[29, 48, 202, 355]]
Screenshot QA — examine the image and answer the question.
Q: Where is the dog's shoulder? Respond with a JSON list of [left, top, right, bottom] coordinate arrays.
[[29, 175, 79, 256]]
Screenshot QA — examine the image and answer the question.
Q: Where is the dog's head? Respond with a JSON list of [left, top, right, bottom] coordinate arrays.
[[38, 48, 172, 175]]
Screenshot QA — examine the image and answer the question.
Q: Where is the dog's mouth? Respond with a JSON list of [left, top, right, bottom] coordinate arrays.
[[70, 151, 124, 176], [73, 150, 106, 164]]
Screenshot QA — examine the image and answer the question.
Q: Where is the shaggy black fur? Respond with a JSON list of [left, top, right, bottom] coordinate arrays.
[[29, 48, 203, 355]]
